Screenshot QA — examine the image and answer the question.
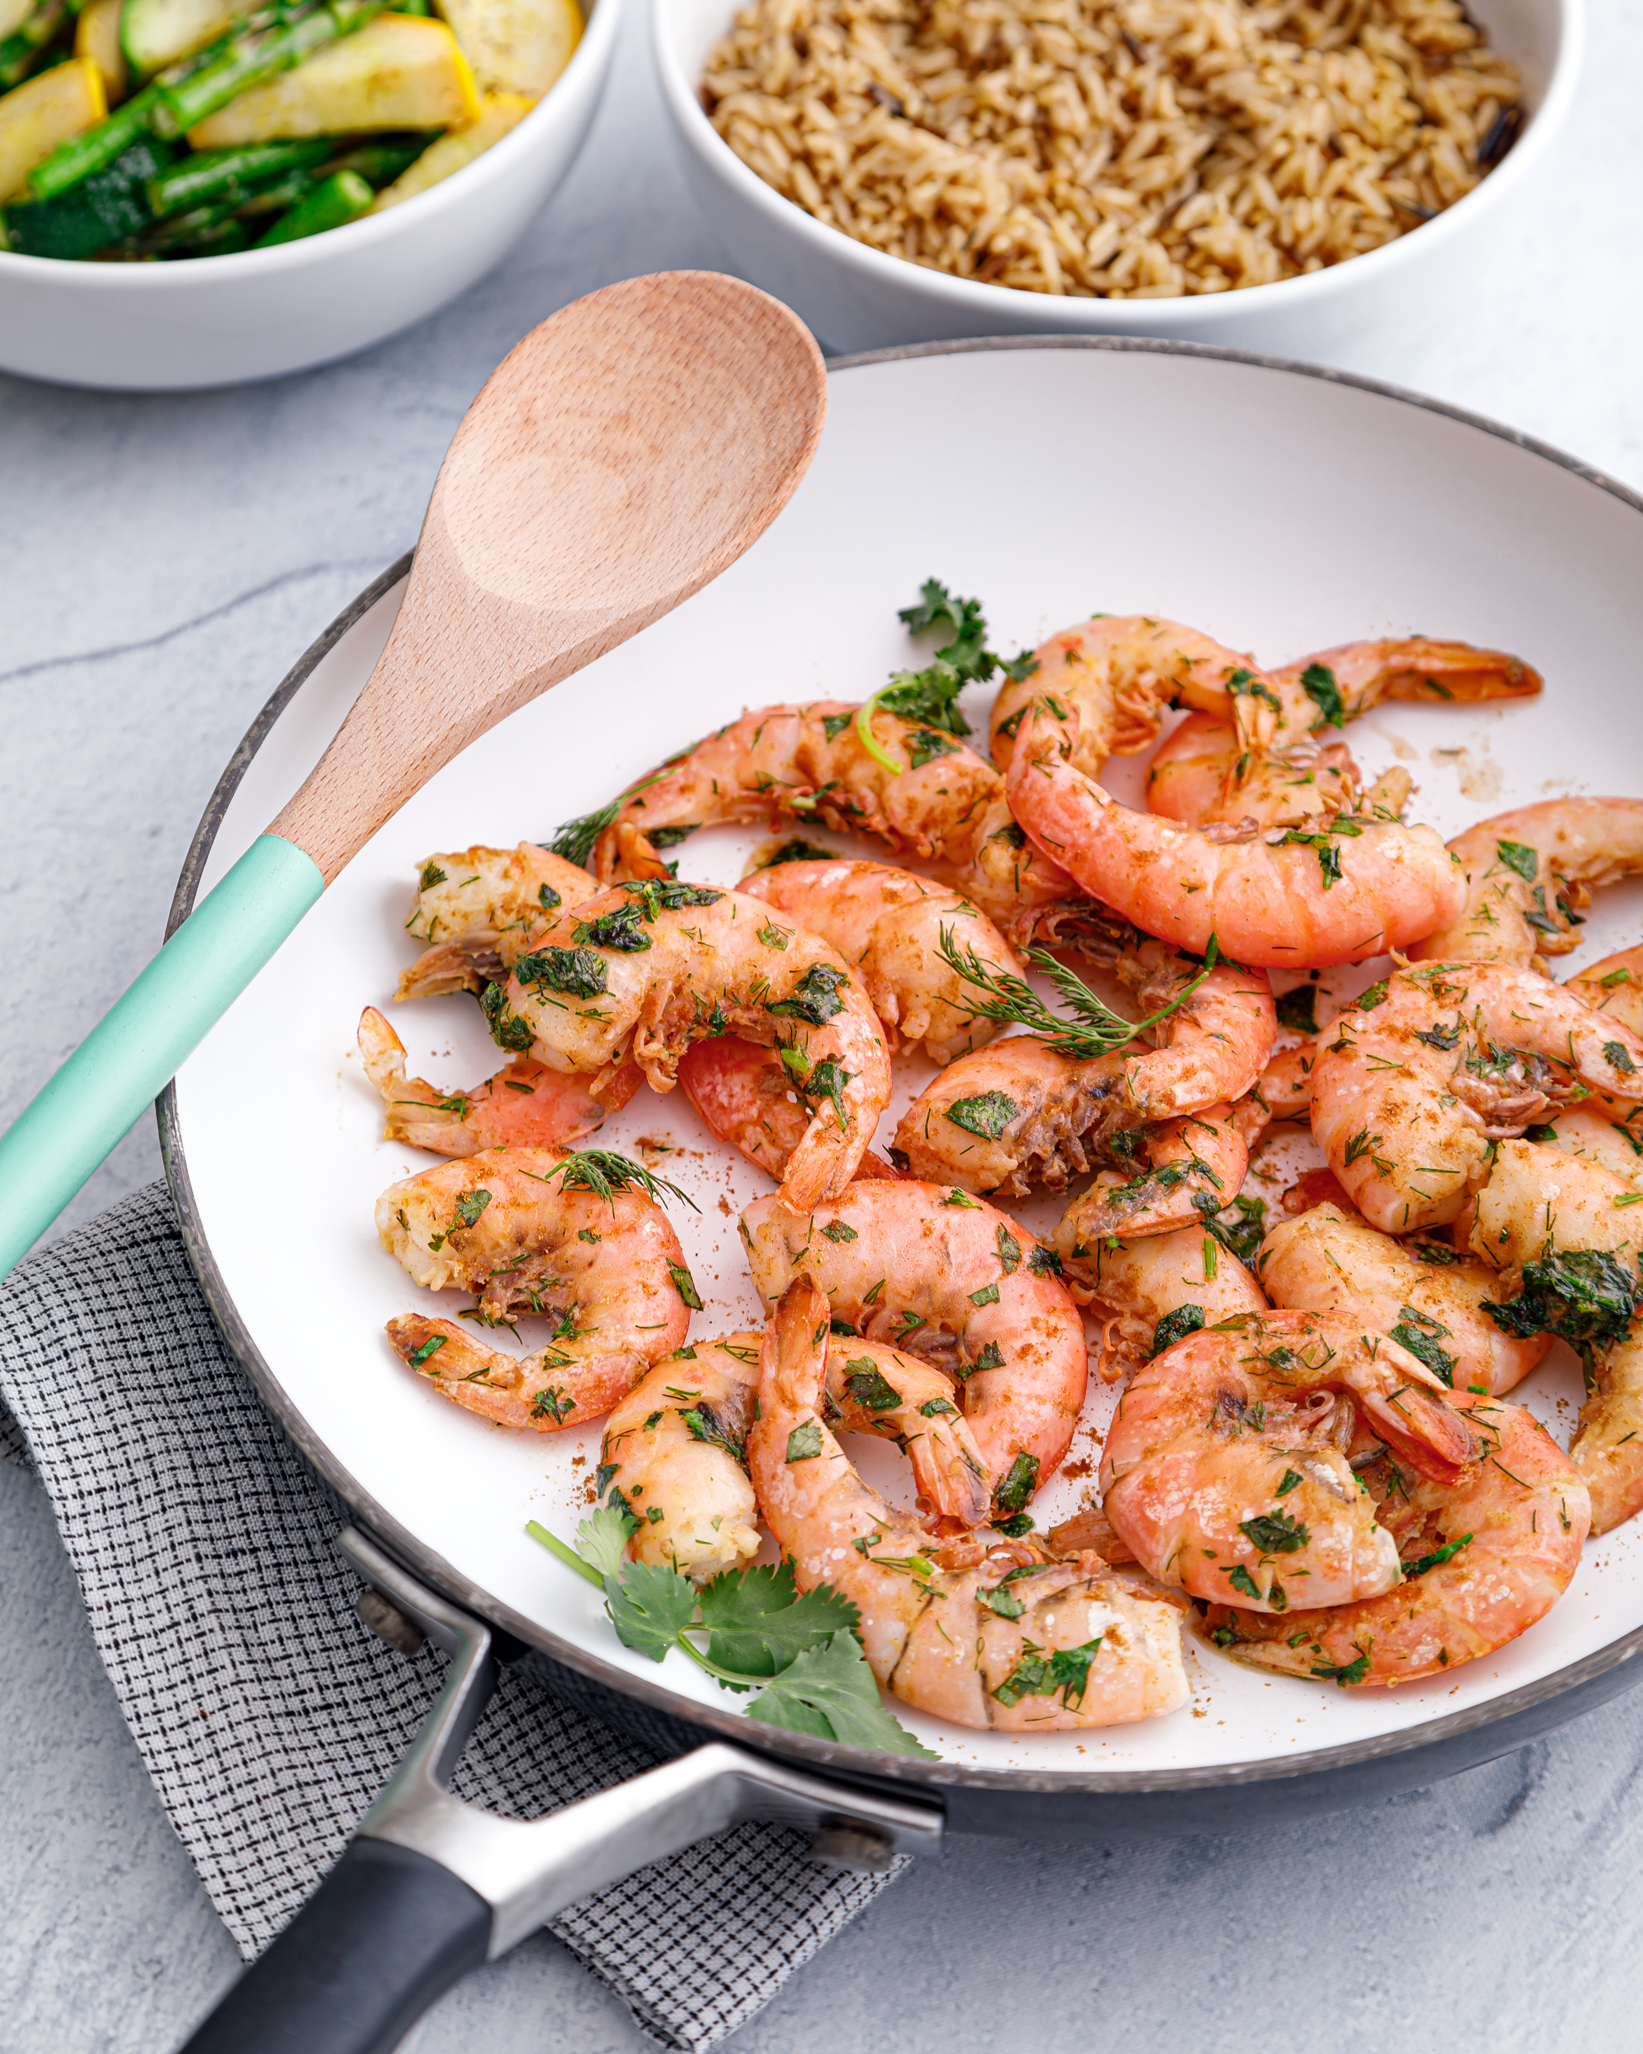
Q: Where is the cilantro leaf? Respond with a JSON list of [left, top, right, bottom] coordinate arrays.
[[574, 1503, 639, 1579], [746, 1632, 938, 1756], [605, 1560, 698, 1661], [697, 1561, 858, 1682]]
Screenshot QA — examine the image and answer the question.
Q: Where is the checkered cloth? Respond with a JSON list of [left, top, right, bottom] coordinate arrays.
[[0, 1182, 901, 2049]]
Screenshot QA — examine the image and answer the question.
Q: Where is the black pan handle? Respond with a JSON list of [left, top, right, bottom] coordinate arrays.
[[179, 1839, 490, 2054], [173, 1529, 942, 2054]]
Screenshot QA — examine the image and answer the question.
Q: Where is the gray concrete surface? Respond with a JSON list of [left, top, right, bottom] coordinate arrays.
[[6, 2, 1643, 2048]]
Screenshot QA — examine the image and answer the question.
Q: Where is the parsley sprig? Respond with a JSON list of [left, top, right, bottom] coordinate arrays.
[[937, 926, 1221, 1061], [855, 579, 1038, 775], [528, 1509, 935, 1756]]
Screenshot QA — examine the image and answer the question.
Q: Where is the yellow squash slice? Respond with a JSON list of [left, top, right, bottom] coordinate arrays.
[[0, 59, 106, 205], [77, 0, 129, 104], [434, 0, 579, 100], [118, 0, 239, 77], [371, 90, 530, 207], [188, 14, 479, 146]]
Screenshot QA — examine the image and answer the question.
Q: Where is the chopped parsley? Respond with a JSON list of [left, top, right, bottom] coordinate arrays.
[[512, 946, 609, 998], [992, 1451, 1039, 1519], [992, 1638, 1102, 1710], [1299, 662, 1345, 728], [945, 1090, 1018, 1140], [1276, 984, 1319, 1035], [1485, 1248, 1639, 1362], [1495, 838, 1539, 882], [765, 963, 849, 1025], [1152, 1304, 1205, 1355], [843, 1363, 902, 1412], [785, 1420, 823, 1462], [1238, 1510, 1310, 1554], [667, 1261, 704, 1310]]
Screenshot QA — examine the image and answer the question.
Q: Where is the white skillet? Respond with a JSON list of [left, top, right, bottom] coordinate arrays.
[[164, 339, 1643, 1811]]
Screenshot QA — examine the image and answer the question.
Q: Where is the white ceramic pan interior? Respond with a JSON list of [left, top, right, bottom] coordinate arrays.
[[168, 340, 1643, 1777]]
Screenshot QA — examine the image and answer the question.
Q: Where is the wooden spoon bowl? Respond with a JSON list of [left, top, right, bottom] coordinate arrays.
[[273, 270, 827, 880]]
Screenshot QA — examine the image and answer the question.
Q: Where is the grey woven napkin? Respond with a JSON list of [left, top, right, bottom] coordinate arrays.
[[0, 1182, 901, 2049]]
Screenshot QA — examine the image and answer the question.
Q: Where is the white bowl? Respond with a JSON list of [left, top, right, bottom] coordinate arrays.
[[655, 0, 1579, 358], [0, 0, 623, 391]]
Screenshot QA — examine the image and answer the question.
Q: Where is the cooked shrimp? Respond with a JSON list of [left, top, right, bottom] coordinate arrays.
[[376, 1148, 692, 1432], [989, 616, 1274, 777], [396, 844, 598, 1000], [1569, 943, 1643, 1034], [577, 706, 1090, 946], [748, 1280, 1189, 1731], [1464, 1139, 1643, 1533], [492, 881, 891, 1211], [677, 1036, 902, 1184], [1415, 798, 1643, 970], [601, 1341, 764, 1580], [1051, 1220, 1270, 1379], [1145, 639, 1538, 830], [1254, 1199, 1551, 1395], [906, 1040, 1253, 1220], [738, 857, 1024, 1065], [1146, 714, 1411, 831], [1099, 1311, 1475, 1610], [741, 1179, 1087, 1517], [588, 702, 1001, 884], [1004, 698, 1466, 967], [893, 917, 1274, 1196], [1310, 961, 1643, 1232], [358, 1006, 641, 1155], [1203, 1391, 1588, 1687], [600, 1329, 992, 1581]]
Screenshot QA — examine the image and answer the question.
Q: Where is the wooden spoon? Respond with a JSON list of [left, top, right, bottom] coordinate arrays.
[[0, 271, 826, 1276]]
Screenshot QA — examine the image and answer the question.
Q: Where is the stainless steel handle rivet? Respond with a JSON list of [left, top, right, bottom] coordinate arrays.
[[355, 1588, 426, 1657]]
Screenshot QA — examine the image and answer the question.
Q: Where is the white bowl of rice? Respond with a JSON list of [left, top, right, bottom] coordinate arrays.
[[654, 0, 1579, 357]]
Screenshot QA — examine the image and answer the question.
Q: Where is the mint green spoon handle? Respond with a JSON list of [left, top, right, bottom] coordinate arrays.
[[0, 834, 323, 1278]]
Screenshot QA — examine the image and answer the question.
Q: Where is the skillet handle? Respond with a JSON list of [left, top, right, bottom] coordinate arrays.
[[173, 1529, 943, 2054], [177, 1839, 490, 2054]]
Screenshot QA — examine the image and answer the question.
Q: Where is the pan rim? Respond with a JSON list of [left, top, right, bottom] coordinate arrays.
[[160, 331, 1643, 1796]]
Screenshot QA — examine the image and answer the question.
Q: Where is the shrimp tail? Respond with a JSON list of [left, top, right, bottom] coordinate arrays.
[[763, 1276, 832, 1410], [386, 1315, 643, 1433], [1359, 1379, 1475, 1487]]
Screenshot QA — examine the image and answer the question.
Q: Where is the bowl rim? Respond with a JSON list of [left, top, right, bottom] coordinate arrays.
[[160, 329, 1643, 1798], [0, 0, 624, 289], [652, 0, 1585, 325]]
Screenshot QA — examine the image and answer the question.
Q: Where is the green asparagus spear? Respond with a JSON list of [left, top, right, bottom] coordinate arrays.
[[153, 0, 385, 136], [253, 163, 370, 243], [29, 70, 178, 197], [145, 134, 334, 215], [28, 0, 383, 199]]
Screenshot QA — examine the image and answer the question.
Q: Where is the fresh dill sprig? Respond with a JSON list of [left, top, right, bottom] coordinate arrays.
[[547, 766, 675, 867], [551, 1149, 699, 1212], [855, 578, 1039, 774], [937, 926, 1221, 1060]]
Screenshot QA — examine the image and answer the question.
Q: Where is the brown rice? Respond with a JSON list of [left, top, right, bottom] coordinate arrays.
[[700, 0, 1524, 297]]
